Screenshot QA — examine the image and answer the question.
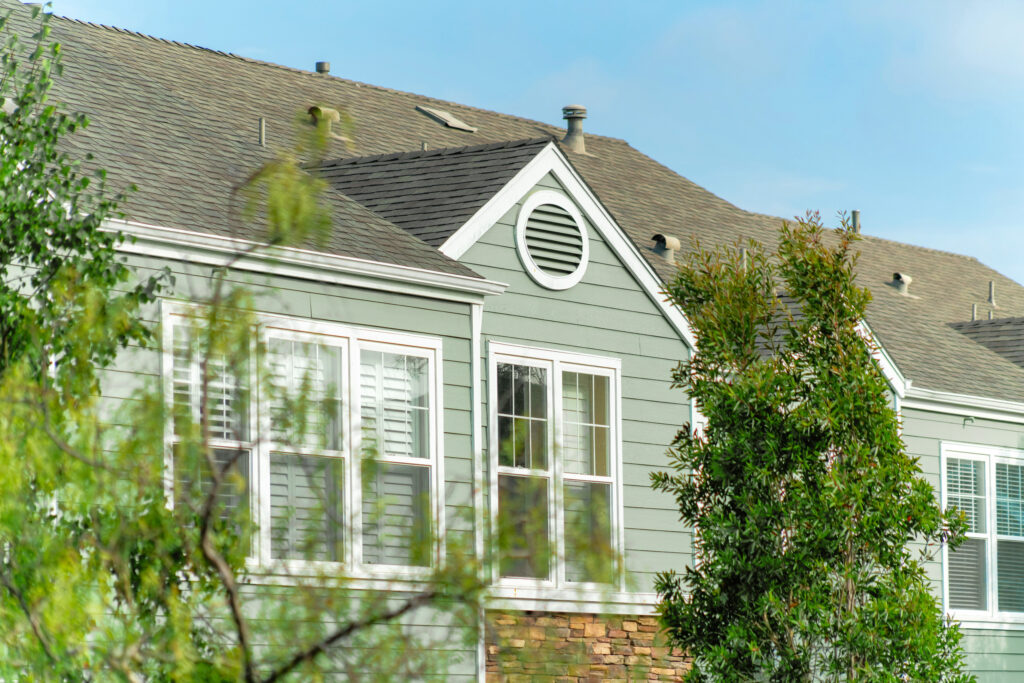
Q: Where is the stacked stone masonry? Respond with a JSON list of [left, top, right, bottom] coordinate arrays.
[[485, 611, 690, 681]]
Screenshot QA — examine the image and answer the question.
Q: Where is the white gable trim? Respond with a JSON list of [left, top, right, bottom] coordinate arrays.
[[856, 320, 907, 399], [439, 142, 697, 350]]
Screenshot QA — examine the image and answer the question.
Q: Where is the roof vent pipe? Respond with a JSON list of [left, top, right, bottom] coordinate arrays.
[[308, 105, 344, 139], [989, 280, 997, 307], [851, 210, 861, 234], [652, 233, 680, 264], [562, 104, 587, 154], [972, 303, 977, 321], [315, 61, 330, 75], [892, 272, 912, 295]]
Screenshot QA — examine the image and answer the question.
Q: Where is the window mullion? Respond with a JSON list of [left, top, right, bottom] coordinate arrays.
[[989, 455, 998, 617], [552, 358, 564, 586], [257, 329, 272, 565]]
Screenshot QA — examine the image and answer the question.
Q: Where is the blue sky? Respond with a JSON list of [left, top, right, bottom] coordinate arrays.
[[52, 0, 1024, 284]]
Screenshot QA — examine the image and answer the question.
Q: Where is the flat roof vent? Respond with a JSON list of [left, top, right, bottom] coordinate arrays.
[[415, 105, 477, 133]]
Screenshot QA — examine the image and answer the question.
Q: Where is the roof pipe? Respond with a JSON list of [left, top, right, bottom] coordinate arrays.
[[562, 104, 587, 154]]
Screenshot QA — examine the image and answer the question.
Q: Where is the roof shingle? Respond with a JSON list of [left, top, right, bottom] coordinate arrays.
[[11, 1, 1024, 402]]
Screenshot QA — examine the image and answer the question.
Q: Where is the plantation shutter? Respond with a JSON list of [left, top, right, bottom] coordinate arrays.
[[997, 463, 1024, 612], [361, 463, 430, 566], [267, 338, 343, 451], [947, 458, 987, 610], [269, 452, 343, 562], [359, 349, 431, 567], [171, 323, 248, 442], [359, 351, 428, 459], [266, 337, 345, 562]]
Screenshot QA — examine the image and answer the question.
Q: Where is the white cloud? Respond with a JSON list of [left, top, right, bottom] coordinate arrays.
[[851, 0, 1024, 100]]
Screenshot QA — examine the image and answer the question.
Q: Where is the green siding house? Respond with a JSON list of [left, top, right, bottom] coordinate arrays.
[[10, 1, 1024, 678]]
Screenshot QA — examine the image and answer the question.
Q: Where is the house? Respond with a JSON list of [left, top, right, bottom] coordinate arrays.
[[10, 1, 1024, 679]]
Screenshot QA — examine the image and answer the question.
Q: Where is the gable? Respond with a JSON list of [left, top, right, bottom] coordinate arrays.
[[459, 172, 688, 359], [442, 143, 695, 350]]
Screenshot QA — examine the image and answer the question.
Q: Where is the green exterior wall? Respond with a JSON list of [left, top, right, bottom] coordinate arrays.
[[102, 253, 480, 680], [459, 173, 693, 597], [903, 406, 1024, 681]]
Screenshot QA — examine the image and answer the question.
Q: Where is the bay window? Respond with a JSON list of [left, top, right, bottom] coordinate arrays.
[[944, 444, 1024, 620], [165, 305, 441, 574], [490, 343, 620, 588]]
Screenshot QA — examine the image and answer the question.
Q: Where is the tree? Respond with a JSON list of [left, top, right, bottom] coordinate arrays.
[[652, 213, 973, 681], [0, 7, 485, 680]]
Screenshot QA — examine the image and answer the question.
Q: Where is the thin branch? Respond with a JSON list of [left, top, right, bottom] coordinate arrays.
[[193, 260, 259, 683], [259, 589, 441, 683], [0, 566, 57, 664]]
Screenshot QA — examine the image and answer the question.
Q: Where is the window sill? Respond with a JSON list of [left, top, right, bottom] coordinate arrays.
[[240, 559, 436, 590], [952, 615, 1024, 631], [487, 584, 659, 615]]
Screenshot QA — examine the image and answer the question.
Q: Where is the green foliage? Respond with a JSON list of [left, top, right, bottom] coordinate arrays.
[[0, 7, 486, 680], [0, 6, 165, 392], [653, 213, 973, 681]]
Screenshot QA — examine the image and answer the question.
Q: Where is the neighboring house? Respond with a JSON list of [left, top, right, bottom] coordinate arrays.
[[10, 2, 1024, 679]]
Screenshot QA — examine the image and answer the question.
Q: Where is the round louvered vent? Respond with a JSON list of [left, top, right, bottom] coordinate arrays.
[[515, 190, 589, 290]]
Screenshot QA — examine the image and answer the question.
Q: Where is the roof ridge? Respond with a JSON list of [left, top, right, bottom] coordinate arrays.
[[737, 206, 990, 263], [319, 137, 552, 168], [858, 232, 984, 262], [47, 11, 631, 146]]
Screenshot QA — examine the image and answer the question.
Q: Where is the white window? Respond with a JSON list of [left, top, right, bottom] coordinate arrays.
[[164, 304, 442, 575], [943, 444, 1024, 621], [489, 342, 621, 588]]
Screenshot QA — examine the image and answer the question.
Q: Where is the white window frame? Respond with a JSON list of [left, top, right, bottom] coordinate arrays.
[[488, 341, 624, 593], [162, 301, 444, 580], [942, 441, 1024, 626]]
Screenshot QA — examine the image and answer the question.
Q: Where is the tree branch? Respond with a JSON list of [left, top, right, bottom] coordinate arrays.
[[259, 589, 442, 683], [0, 565, 57, 664]]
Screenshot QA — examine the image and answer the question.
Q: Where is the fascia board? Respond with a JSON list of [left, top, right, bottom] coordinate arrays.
[[439, 142, 697, 350], [903, 385, 1024, 424], [107, 218, 508, 303]]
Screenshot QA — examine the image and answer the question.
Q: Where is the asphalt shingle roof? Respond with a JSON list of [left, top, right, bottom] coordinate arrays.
[[951, 317, 1024, 371], [315, 139, 549, 246], [11, 1, 1024, 402]]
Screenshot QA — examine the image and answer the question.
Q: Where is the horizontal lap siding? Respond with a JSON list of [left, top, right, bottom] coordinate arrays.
[[461, 180, 692, 597], [102, 253, 478, 675], [903, 407, 1024, 679]]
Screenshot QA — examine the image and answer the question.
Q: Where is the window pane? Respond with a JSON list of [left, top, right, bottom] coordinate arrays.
[[498, 475, 550, 579], [562, 371, 610, 476], [362, 463, 431, 567], [564, 481, 613, 584], [269, 338, 343, 451], [173, 447, 250, 551], [361, 351, 429, 459], [949, 538, 987, 610], [999, 539, 1024, 612], [270, 452, 343, 562], [497, 363, 548, 470], [947, 458, 986, 533], [997, 463, 1024, 537], [173, 325, 249, 442]]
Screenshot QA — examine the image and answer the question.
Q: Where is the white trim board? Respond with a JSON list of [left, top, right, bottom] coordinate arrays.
[[439, 142, 697, 350], [108, 218, 508, 305], [856, 320, 907, 399], [903, 386, 1024, 425]]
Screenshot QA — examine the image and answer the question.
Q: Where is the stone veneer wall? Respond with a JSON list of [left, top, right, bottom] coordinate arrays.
[[485, 611, 690, 681]]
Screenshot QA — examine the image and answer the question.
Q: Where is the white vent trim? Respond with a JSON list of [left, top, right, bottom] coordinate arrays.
[[514, 190, 590, 290]]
